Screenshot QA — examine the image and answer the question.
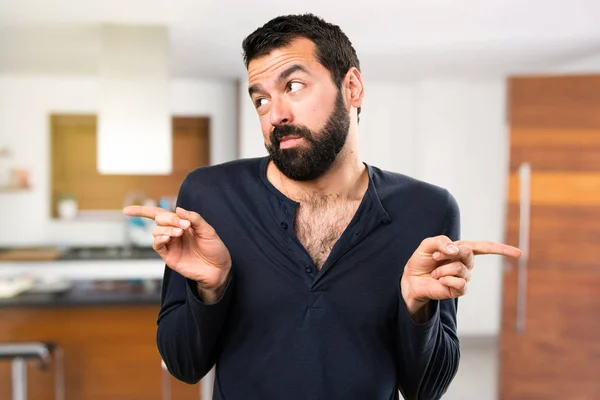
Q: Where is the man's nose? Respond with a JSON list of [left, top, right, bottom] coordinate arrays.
[[269, 97, 293, 127]]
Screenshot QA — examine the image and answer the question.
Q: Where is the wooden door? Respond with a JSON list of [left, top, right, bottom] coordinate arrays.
[[499, 75, 600, 399]]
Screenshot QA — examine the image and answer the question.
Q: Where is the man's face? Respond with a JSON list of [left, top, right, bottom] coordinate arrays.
[[247, 38, 350, 181]]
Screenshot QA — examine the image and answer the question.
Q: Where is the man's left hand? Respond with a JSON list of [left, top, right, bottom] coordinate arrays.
[[400, 235, 522, 321]]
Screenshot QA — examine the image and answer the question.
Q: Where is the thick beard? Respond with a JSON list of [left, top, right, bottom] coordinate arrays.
[[265, 90, 350, 181]]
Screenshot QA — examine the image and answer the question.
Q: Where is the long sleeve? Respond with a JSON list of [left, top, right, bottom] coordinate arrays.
[[156, 174, 234, 384], [396, 190, 461, 400]]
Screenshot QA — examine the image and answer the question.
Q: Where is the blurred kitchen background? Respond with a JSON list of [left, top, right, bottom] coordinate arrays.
[[0, 1, 599, 399]]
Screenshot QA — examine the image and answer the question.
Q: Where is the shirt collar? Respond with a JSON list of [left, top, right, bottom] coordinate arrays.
[[258, 156, 391, 225]]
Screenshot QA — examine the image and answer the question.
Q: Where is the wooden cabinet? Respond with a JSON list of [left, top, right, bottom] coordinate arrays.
[[0, 305, 204, 400]]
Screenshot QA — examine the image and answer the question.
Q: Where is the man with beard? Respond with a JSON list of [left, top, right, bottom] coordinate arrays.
[[124, 14, 521, 400]]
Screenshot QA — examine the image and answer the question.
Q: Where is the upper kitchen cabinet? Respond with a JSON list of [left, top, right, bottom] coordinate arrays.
[[97, 24, 172, 175], [50, 114, 209, 219]]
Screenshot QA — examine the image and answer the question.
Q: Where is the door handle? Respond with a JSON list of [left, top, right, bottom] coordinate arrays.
[[516, 162, 531, 333]]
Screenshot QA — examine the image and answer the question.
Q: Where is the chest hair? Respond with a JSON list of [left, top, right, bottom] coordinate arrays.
[[294, 194, 361, 270]]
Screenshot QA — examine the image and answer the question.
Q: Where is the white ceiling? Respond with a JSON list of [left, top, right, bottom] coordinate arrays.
[[2, 0, 600, 81]]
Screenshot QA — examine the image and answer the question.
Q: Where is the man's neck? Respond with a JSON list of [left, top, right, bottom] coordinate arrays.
[[267, 148, 368, 204]]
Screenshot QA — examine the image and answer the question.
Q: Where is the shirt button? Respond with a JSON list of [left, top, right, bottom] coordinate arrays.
[[305, 265, 312, 273], [280, 221, 288, 229]]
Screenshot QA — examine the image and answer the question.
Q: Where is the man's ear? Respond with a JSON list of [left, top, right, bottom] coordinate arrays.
[[343, 67, 364, 110]]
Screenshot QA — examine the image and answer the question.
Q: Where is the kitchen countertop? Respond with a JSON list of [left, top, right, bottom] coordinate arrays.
[[0, 245, 161, 262], [0, 246, 166, 308], [0, 279, 162, 308], [0, 245, 166, 282]]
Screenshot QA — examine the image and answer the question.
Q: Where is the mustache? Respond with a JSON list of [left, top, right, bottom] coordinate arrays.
[[270, 124, 312, 144]]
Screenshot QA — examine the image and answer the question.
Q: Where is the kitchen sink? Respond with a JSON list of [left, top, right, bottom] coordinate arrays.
[[59, 246, 161, 260]]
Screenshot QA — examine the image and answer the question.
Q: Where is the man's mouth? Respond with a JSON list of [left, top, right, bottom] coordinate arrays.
[[279, 135, 303, 149]]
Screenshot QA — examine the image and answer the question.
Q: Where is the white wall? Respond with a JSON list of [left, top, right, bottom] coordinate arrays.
[[237, 78, 509, 338], [410, 80, 509, 338], [238, 84, 267, 159], [0, 75, 238, 247], [546, 51, 600, 74]]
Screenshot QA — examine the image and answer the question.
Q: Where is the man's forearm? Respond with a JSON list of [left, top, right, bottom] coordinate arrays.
[[396, 297, 460, 400]]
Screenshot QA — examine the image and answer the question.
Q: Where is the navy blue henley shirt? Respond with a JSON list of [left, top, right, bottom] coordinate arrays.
[[157, 156, 461, 400]]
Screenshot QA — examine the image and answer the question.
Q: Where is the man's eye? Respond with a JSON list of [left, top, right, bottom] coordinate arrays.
[[288, 81, 304, 93], [255, 98, 269, 108]]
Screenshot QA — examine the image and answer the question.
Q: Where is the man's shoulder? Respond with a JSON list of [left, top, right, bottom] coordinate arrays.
[[184, 157, 266, 187], [175, 157, 267, 212], [370, 165, 451, 203], [370, 165, 460, 236]]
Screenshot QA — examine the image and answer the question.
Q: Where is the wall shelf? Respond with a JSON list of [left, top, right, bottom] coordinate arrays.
[[0, 186, 30, 193]]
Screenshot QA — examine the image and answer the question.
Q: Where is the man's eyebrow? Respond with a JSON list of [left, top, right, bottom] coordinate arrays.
[[277, 64, 309, 85], [248, 64, 309, 97], [248, 83, 265, 97]]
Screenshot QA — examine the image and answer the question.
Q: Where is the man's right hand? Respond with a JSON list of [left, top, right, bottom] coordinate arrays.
[[122, 205, 232, 303]]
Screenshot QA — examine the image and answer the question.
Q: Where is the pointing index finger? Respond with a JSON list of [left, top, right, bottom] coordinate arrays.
[[454, 240, 522, 258], [122, 205, 163, 220]]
